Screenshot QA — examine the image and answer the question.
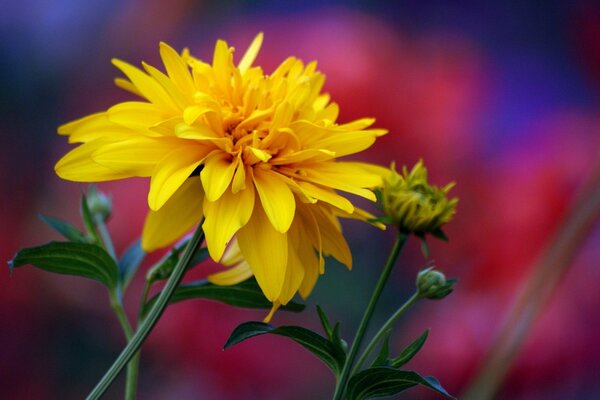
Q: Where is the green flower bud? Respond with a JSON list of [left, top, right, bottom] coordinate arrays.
[[416, 267, 455, 300], [380, 160, 458, 236], [87, 186, 112, 222]]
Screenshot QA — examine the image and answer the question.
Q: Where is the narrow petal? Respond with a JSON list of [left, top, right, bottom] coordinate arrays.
[[112, 59, 178, 112], [201, 151, 238, 202], [55, 141, 131, 182], [148, 146, 210, 210], [202, 178, 255, 261], [310, 204, 352, 268], [295, 180, 354, 214], [207, 261, 253, 286], [92, 136, 186, 177], [108, 101, 170, 130], [253, 168, 295, 233], [141, 177, 204, 251], [159, 42, 195, 96], [238, 33, 264, 73], [237, 204, 288, 302], [278, 236, 305, 305]]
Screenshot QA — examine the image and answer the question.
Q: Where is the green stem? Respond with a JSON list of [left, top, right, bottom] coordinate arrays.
[[124, 280, 152, 400], [352, 292, 420, 374], [109, 293, 137, 400], [87, 224, 205, 400], [333, 232, 408, 400]]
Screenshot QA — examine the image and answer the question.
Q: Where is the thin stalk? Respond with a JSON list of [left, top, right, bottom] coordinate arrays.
[[87, 224, 205, 400], [463, 165, 600, 400], [125, 280, 153, 400], [352, 292, 420, 374], [333, 232, 408, 400]]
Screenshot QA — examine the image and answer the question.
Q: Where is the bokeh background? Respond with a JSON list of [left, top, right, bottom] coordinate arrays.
[[2, 1, 600, 399]]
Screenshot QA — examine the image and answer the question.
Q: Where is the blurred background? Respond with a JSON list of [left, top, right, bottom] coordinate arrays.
[[2, 0, 600, 399]]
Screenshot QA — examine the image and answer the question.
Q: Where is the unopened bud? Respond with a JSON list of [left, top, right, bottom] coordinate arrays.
[[416, 267, 455, 300], [87, 186, 112, 222]]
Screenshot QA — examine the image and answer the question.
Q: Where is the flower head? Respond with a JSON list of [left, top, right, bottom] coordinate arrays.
[[55, 34, 387, 315], [416, 266, 455, 300], [380, 160, 457, 235]]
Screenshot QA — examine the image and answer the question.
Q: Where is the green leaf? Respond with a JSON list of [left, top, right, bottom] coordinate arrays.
[[118, 240, 145, 289], [346, 367, 454, 400], [431, 228, 449, 242], [9, 242, 118, 290], [390, 329, 429, 368], [419, 235, 430, 258], [81, 191, 100, 243], [143, 278, 305, 314], [316, 305, 334, 339], [331, 322, 348, 361], [371, 331, 391, 367], [146, 241, 210, 284], [38, 214, 88, 243], [224, 321, 344, 375]]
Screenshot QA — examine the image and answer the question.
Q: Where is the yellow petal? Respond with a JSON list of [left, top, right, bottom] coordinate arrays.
[[220, 238, 245, 266], [112, 59, 178, 112], [59, 113, 135, 143], [237, 204, 288, 302], [310, 204, 352, 268], [288, 216, 320, 299], [148, 146, 209, 210], [202, 177, 255, 261], [107, 101, 170, 131], [55, 141, 131, 182], [141, 177, 204, 251], [271, 149, 336, 165], [207, 261, 253, 286], [298, 162, 380, 201], [238, 33, 264, 74], [142, 61, 187, 109], [92, 136, 186, 177], [201, 151, 238, 202], [295, 180, 354, 214], [253, 168, 295, 233], [159, 42, 195, 96], [277, 238, 305, 305]]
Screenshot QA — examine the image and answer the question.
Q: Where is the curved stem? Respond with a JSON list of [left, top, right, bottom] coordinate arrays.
[[87, 224, 205, 400], [352, 292, 420, 374], [333, 232, 408, 400]]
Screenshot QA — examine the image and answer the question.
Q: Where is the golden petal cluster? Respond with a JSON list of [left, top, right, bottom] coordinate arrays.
[[55, 34, 387, 316]]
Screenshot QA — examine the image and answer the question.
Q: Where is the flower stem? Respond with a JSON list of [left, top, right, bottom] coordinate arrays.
[[352, 292, 420, 374], [333, 232, 408, 400], [87, 224, 205, 400]]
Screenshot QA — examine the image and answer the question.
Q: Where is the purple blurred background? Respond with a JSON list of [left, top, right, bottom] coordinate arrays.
[[2, 1, 600, 399]]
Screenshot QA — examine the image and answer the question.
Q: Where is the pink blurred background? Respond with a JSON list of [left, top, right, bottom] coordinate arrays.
[[2, 1, 600, 399]]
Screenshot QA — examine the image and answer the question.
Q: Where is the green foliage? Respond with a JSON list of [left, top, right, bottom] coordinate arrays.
[[390, 330, 429, 368], [143, 278, 305, 315], [224, 321, 345, 375], [9, 242, 118, 290], [118, 240, 145, 289], [38, 214, 89, 243], [346, 368, 454, 400]]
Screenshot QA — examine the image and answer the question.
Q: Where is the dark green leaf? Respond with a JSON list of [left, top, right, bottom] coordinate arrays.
[[371, 331, 391, 367], [146, 241, 210, 284], [419, 236, 430, 258], [316, 305, 333, 339], [144, 278, 305, 314], [224, 321, 344, 375], [9, 242, 118, 290], [331, 322, 348, 361], [38, 214, 88, 243], [118, 240, 145, 289], [431, 228, 449, 242], [390, 329, 429, 368], [346, 367, 454, 400]]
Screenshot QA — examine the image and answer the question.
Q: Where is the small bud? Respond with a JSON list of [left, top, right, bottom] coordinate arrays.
[[87, 186, 112, 222], [379, 160, 458, 236], [416, 267, 455, 300]]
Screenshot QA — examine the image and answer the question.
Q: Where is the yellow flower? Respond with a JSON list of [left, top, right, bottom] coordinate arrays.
[[380, 160, 457, 234], [55, 34, 387, 316]]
